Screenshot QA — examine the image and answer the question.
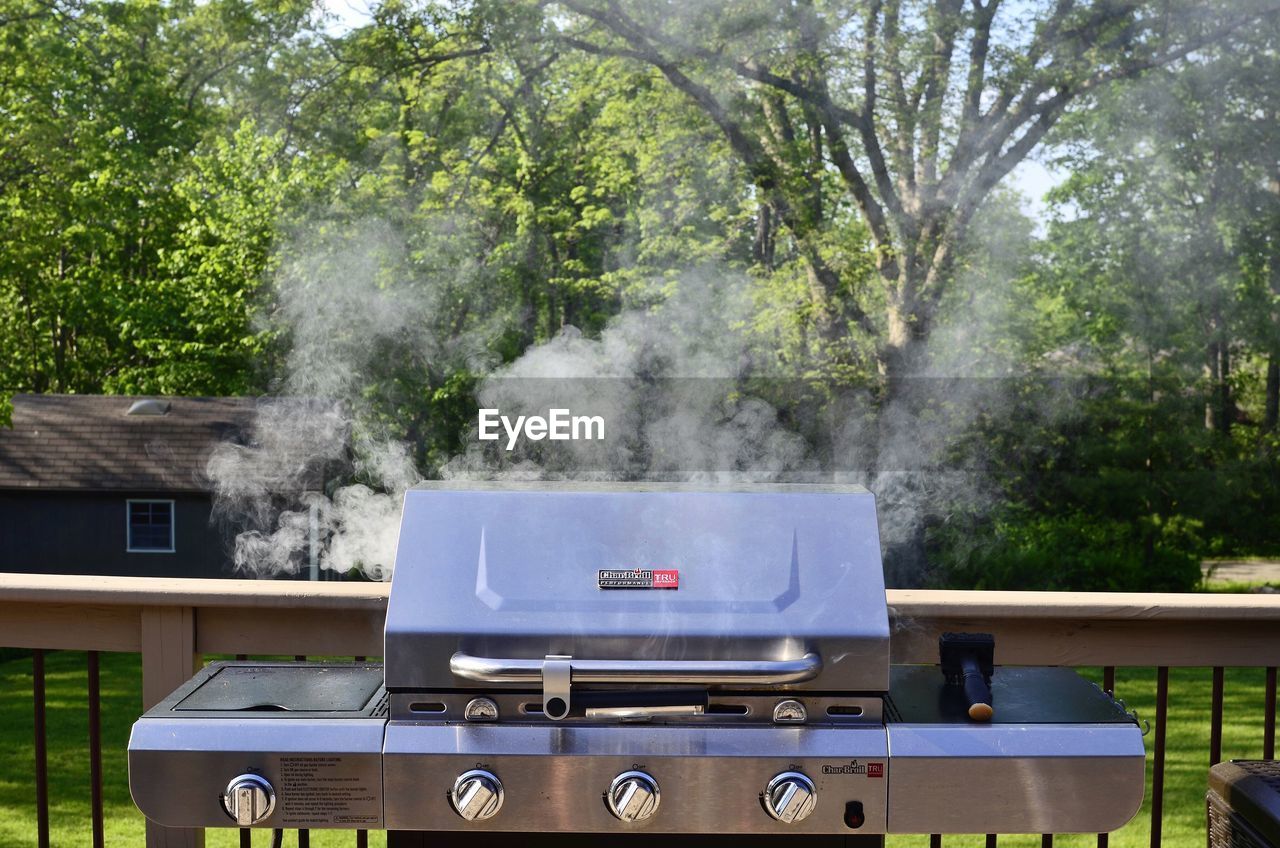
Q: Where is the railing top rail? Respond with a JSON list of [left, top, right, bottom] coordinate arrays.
[[1, 573, 1277, 619], [0, 573, 388, 609], [888, 588, 1280, 621], [3, 574, 1279, 664]]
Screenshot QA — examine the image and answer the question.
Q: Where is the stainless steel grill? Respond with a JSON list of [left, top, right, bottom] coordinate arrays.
[[129, 482, 1146, 842]]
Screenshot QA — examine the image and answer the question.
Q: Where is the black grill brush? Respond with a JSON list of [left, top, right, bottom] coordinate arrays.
[[940, 632, 995, 722]]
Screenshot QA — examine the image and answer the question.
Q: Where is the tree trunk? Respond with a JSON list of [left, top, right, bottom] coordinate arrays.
[[753, 202, 775, 270], [1205, 341, 1219, 431], [1219, 343, 1233, 436], [881, 267, 930, 398], [1203, 341, 1235, 436], [1266, 355, 1279, 433]]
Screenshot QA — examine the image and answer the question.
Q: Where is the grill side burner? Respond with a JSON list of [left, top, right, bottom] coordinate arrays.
[[128, 664, 387, 829], [128, 483, 1146, 839]]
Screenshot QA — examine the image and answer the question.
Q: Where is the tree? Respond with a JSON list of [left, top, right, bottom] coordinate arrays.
[[133, 121, 329, 395], [541, 0, 1279, 389], [1031, 19, 1280, 554], [0, 0, 202, 396], [0, 0, 320, 404]]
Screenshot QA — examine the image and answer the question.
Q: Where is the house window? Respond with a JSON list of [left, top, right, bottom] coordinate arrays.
[[127, 500, 175, 553]]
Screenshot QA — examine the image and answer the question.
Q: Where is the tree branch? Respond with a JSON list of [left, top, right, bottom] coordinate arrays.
[[915, 0, 964, 190], [949, 0, 1001, 193], [879, 0, 917, 195]]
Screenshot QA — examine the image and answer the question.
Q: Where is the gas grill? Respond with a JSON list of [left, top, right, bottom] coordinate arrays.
[[129, 482, 1146, 843]]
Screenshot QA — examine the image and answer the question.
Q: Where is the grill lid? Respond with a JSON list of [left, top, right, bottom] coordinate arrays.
[[384, 482, 889, 693]]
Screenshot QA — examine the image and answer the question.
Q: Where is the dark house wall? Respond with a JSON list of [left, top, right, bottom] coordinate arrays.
[[0, 490, 235, 577]]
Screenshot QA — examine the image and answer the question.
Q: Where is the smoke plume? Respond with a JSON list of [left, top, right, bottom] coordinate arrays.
[[205, 190, 1051, 587]]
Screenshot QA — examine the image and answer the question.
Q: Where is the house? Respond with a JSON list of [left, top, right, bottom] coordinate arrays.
[[0, 394, 292, 578]]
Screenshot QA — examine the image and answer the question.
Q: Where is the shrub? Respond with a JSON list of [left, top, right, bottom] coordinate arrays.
[[934, 511, 1203, 592]]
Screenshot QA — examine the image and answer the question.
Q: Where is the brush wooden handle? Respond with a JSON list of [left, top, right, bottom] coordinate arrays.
[[961, 657, 994, 721]]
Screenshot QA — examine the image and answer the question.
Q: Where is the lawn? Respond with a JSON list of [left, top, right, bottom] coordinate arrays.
[[0, 651, 384, 848], [0, 652, 1270, 848]]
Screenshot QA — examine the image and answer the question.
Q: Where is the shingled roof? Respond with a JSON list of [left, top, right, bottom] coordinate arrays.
[[0, 395, 260, 493]]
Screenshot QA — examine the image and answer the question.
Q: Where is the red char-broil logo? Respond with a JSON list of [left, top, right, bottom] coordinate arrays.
[[598, 569, 680, 590], [822, 760, 884, 778]]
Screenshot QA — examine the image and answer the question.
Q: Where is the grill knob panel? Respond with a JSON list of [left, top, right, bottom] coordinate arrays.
[[450, 769, 504, 821], [606, 770, 661, 822], [221, 773, 276, 826], [764, 771, 817, 824]]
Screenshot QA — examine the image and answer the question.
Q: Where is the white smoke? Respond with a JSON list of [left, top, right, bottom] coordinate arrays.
[[209, 189, 1043, 584], [442, 273, 816, 483], [208, 220, 434, 578]]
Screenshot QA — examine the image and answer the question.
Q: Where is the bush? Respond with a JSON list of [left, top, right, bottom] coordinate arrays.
[[935, 512, 1203, 592]]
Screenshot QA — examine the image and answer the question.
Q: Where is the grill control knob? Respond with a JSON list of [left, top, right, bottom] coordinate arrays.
[[606, 770, 661, 822], [221, 774, 276, 826], [450, 769, 504, 821], [763, 771, 817, 824]]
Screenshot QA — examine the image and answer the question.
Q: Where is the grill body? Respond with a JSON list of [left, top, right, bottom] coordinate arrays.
[[129, 483, 1146, 837], [385, 483, 891, 694]]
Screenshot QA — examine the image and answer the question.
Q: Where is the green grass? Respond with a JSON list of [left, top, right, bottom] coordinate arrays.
[[0, 651, 384, 847], [0, 653, 1271, 847], [1200, 581, 1280, 593]]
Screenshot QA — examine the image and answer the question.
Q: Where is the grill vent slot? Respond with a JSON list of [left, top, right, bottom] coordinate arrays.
[[826, 705, 864, 717], [705, 703, 750, 716], [409, 701, 446, 714]]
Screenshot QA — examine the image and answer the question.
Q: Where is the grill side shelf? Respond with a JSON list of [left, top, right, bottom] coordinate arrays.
[[886, 666, 1137, 725]]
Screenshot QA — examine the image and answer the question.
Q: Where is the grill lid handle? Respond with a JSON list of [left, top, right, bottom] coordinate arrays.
[[449, 652, 823, 687]]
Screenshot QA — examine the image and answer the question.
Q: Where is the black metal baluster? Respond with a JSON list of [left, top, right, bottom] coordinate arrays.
[[1098, 666, 1116, 848], [930, 835, 942, 848], [1042, 834, 1054, 848], [986, 834, 998, 848], [353, 674, 368, 848], [1151, 666, 1169, 848], [1265, 667, 1276, 760], [294, 656, 308, 848], [88, 651, 104, 848], [238, 651, 251, 845], [34, 649, 50, 848], [293, 643, 307, 837], [1210, 666, 1224, 766]]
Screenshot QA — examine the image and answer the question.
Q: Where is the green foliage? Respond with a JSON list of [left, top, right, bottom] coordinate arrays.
[[0, 0, 320, 400], [937, 512, 1203, 592], [1024, 18, 1280, 561], [1, 0, 1277, 590], [114, 121, 327, 394]]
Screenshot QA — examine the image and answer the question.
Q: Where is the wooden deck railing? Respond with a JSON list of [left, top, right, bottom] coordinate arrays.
[[1, 574, 1278, 848]]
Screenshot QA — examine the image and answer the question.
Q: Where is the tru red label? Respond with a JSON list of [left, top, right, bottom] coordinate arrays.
[[598, 569, 680, 589]]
